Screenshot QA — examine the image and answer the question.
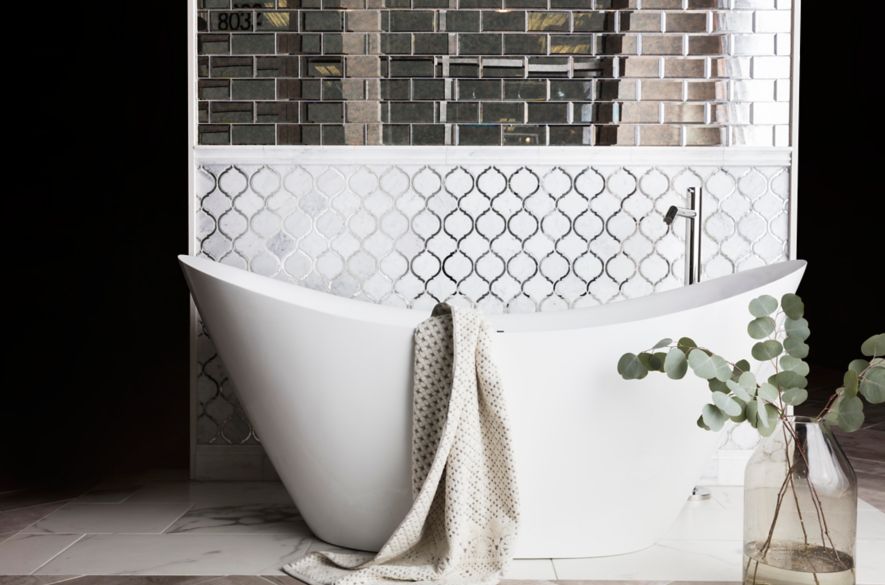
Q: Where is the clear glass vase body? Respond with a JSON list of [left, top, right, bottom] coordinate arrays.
[[743, 417, 857, 585]]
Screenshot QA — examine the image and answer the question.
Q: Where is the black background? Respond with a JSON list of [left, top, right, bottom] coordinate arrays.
[[2, 5, 881, 487]]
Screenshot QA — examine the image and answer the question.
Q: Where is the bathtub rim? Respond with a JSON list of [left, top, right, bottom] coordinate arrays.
[[178, 254, 806, 332]]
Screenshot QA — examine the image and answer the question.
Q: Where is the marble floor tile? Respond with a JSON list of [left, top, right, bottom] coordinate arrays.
[[126, 484, 292, 508], [35, 534, 313, 576], [662, 494, 742, 541], [74, 484, 142, 505], [23, 502, 192, 535], [0, 577, 81, 585], [502, 559, 557, 580], [834, 429, 885, 462], [0, 534, 82, 575], [165, 504, 309, 535], [552, 540, 742, 581], [62, 578, 218, 585], [0, 491, 82, 514], [0, 503, 71, 535], [258, 576, 306, 584]]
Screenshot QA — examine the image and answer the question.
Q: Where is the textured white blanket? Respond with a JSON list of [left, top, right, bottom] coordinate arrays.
[[283, 303, 520, 585]]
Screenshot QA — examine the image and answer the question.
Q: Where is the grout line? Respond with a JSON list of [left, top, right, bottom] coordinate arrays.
[[159, 503, 196, 534], [29, 533, 86, 575]]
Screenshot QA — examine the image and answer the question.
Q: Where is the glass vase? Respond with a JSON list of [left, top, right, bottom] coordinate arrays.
[[744, 416, 857, 585]]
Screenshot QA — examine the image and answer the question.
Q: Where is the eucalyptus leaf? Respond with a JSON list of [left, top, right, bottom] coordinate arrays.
[[709, 378, 729, 393], [752, 340, 783, 361], [729, 397, 748, 423], [638, 352, 665, 372], [780, 355, 810, 376], [769, 370, 808, 390], [664, 347, 688, 379], [781, 293, 805, 319], [758, 403, 780, 436], [702, 404, 727, 431], [618, 353, 648, 380], [785, 317, 811, 341], [843, 370, 859, 397], [861, 333, 885, 357], [734, 359, 752, 377], [727, 378, 753, 401], [758, 382, 780, 403], [652, 338, 673, 350], [712, 391, 743, 417], [688, 349, 718, 379], [784, 336, 810, 359], [748, 316, 776, 339], [712, 355, 732, 381], [826, 395, 865, 432], [848, 359, 870, 375], [697, 414, 710, 431], [859, 366, 885, 404], [749, 295, 778, 318], [677, 337, 697, 353], [782, 387, 808, 406]]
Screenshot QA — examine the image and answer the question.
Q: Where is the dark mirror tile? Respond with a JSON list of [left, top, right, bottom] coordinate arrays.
[[414, 33, 450, 54], [504, 33, 546, 54], [414, 0, 450, 6], [550, 34, 594, 54], [303, 57, 343, 77], [457, 124, 501, 145], [304, 101, 344, 122], [303, 11, 344, 31], [231, 33, 276, 54], [199, 33, 231, 55], [232, 79, 276, 99], [503, 79, 546, 100], [459, 33, 503, 55], [232, 124, 276, 144], [255, 10, 297, 30], [383, 124, 411, 144], [277, 78, 302, 99], [210, 11, 255, 32], [413, 79, 446, 99], [549, 0, 592, 7], [549, 124, 592, 144], [199, 101, 209, 123], [198, 124, 231, 144], [460, 0, 504, 7], [277, 123, 302, 144], [481, 101, 524, 123], [211, 56, 253, 77], [527, 11, 569, 31], [573, 11, 610, 31], [502, 124, 545, 144], [321, 79, 343, 99], [482, 10, 525, 31], [257, 101, 300, 122], [412, 124, 447, 144], [255, 55, 299, 76], [389, 57, 435, 77], [302, 124, 322, 143], [389, 101, 435, 123], [446, 101, 479, 122], [527, 101, 568, 123], [210, 101, 254, 123], [200, 0, 231, 8], [382, 79, 411, 99], [199, 79, 231, 100], [322, 125, 346, 144], [382, 33, 412, 54], [390, 11, 436, 32], [458, 79, 502, 100], [550, 79, 594, 100], [445, 11, 480, 32], [505, 0, 546, 7]]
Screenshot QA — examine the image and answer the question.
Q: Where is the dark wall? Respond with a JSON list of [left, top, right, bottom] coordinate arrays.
[[797, 9, 883, 372], [3, 5, 189, 487], [2, 5, 879, 488]]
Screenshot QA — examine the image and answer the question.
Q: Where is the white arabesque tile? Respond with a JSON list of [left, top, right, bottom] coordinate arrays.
[[0, 533, 82, 574], [35, 533, 314, 575], [22, 501, 191, 535]]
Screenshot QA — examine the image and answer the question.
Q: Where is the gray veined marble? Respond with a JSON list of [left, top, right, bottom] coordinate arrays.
[[166, 504, 308, 535]]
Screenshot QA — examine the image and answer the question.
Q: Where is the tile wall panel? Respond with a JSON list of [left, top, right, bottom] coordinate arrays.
[[196, 0, 792, 146]]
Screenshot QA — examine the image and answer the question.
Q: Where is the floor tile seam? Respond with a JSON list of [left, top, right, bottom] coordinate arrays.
[[30, 534, 86, 575]]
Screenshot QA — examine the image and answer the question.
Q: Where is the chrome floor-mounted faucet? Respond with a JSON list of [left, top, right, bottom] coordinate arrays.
[[664, 187, 702, 285]]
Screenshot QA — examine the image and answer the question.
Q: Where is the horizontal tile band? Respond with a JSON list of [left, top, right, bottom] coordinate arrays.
[[193, 144, 792, 165]]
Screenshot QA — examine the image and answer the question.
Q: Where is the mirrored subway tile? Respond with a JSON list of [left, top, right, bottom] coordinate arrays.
[[459, 79, 502, 100], [754, 9, 791, 33], [527, 102, 569, 123], [303, 101, 344, 123], [573, 11, 609, 31], [346, 100, 380, 122], [444, 11, 480, 32], [390, 10, 436, 32], [639, 123, 681, 145], [731, 33, 774, 56], [505, 0, 547, 7], [621, 101, 661, 123], [301, 124, 322, 144], [381, 78, 411, 99], [255, 9, 297, 31], [342, 79, 366, 99], [549, 79, 593, 100], [641, 79, 683, 100], [302, 10, 343, 31], [198, 101, 209, 123], [549, 124, 593, 145], [502, 124, 546, 145], [572, 101, 596, 122], [482, 10, 526, 31], [576, 57, 612, 77], [276, 33, 320, 54], [381, 33, 412, 54], [343, 123, 366, 144], [775, 77, 790, 101], [621, 11, 663, 32], [277, 124, 302, 144], [321, 79, 343, 99], [504, 33, 547, 55], [414, 33, 451, 55], [346, 55, 380, 77], [231, 33, 276, 54], [210, 56, 253, 77], [641, 34, 685, 55], [460, 0, 505, 7], [198, 56, 209, 76], [457, 124, 501, 145], [664, 102, 706, 123], [621, 56, 663, 77], [481, 101, 525, 123], [345, 10, 381, 31], [751, 101, 789, 124], [595, 123, 637, 146], [688, 34, 726, 55], [775, 32, 791, 55], [459, 34, 503, 55], [528, 11, 570, 32], [688, 0, 729, 7], [503, 79, 545, 101], [412, 124, 448, 144], [302, 56, 342, 77], [199, 124, 231, 144], [324, 0, 366, 8], [256, 102, 300, 123], [444, 101, 480, 122], [549, 0, 593, 8], [731, 78, 774, 101], [413, 79, 446, 100], [686, 79, 724, 100], [199, 79, 231, 100], [483, 57, 524, 77], [200, 0, 231, 7], [321, 124, 345, 144], [209, 11, 255, 32], [232, 124, 276, 144], [663, 57, 706, 77], [550, 34, 594, 54], [525, 56, 568, 77], [231, 79, 275, 99], [714, 10, 753, 32], [280, 78, 306, 100], [382, 124, 410, 144], [255, 55, 299, 76], [685, 125, 724, 145], [597, 33, 634, 55], [414, 0, 450, 7], [210, 101, 254, 123], [598, 78, 637, 100], [388, 101, 435, 123], [731, 124, 773, 146], [752, 55, 790, 78], [665, 11, 709, 33], [643, 0, 684, 7], [389, 57, 435, 77], [199, 33, 231, 54], [366, 123, 382, 144]]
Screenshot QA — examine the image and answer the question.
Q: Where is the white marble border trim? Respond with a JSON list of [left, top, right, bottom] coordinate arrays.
[[194, 145, 793, 167]]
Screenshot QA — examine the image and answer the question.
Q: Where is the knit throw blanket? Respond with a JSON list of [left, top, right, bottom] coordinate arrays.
[[283, 303, 520, 585]]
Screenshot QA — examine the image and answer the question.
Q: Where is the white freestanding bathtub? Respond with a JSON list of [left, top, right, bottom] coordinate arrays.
[[180, 255, 806, 558]]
